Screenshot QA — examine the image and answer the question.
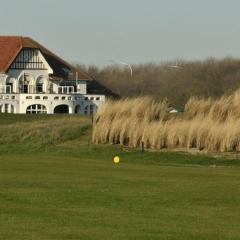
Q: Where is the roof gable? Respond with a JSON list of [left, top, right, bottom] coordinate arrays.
[[0, 36, 91, 80], [10, 48, 52, 73]]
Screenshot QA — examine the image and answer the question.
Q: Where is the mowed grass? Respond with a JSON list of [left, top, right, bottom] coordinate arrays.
[[0, 114, 240, 239]]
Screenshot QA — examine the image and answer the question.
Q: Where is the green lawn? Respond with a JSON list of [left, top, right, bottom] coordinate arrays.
[[0, 114, 240, 239]]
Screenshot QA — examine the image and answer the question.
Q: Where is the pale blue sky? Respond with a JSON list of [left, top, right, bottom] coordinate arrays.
[[1, 0, 240, 66]]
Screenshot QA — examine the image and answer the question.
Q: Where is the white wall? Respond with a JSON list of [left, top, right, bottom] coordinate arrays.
[[0, 74, 6, 85], [0, 93, 105, 114], [77, 81, 87, 94]]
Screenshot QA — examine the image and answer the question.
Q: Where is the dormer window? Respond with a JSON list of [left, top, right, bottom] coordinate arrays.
[[62, 67, 70, 77]]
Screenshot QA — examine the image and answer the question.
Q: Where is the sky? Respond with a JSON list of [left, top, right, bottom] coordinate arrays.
[[1, 0, 240, 67]]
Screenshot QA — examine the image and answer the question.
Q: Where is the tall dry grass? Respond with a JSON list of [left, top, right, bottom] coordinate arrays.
[[93, 97, 169, 146], [185, 89, 240, 121], [93, 90, 240, 152]]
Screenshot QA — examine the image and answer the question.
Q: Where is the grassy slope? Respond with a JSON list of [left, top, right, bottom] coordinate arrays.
[[0, 114, 240, 239]]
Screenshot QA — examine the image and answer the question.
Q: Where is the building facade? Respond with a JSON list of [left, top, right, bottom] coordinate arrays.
[[0, 36, 106, 114]]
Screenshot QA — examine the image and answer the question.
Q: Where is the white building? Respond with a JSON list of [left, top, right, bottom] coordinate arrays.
[[0, 36, 110, 114]]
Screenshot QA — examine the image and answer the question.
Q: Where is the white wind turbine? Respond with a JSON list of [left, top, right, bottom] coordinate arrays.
[[110, 60, 133, 77]]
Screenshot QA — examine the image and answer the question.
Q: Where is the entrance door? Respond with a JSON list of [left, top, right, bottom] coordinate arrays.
[[54, 105, 69, 114]]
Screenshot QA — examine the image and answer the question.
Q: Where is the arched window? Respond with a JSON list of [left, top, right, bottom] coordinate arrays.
[[36, 76, 47, 93], [26, 104, 47, 114], [75, 105, 81, 114], [36, 79, 43, 93], [19, 74, 34, 93]]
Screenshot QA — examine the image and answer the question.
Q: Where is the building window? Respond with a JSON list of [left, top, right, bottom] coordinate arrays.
[[54, 96, 59, 100], [49, 83, 53, 93], [26, 96, 32, 99], [96, 97, 100, 100], [26, 104, 47, 114], [43, 96, 48, 100], [84, 105, 95, 115], [75, 105, 81, 114], [63, 88, 68, 94], [62, 96, 66, 100], [10, 105, 14, 113], [36, 83, 43, 93], [11, 96, 15, 100], [36, 77, 46, 93], [6, 79, 13, 93], [5, 104, 9, 113], [35, 96, 41, 100], [19, 73, 34, 94], [2, 104, 14, 113]]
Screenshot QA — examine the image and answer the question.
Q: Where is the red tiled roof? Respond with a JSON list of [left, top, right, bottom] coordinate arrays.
[[0, 36, 22, 73], [0, 36, 91, 80]]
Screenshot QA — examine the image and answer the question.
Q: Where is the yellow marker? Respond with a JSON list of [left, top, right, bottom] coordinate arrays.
[[113, 155, 120, 164]]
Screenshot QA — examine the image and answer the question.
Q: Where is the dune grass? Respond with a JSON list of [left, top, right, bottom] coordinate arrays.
[[93, 90, 240, 152]]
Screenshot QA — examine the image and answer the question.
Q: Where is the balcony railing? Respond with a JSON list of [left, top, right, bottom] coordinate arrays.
[[0, 85, 77, 94], [0, 85, 12, 94], [0, 93, 105, 102]]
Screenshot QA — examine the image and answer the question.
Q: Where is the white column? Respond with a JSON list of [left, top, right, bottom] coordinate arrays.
[[69, 106, 73, 114]]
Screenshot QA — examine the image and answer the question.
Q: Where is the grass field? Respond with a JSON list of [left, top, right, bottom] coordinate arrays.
[[0, 114, 240, 239]]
